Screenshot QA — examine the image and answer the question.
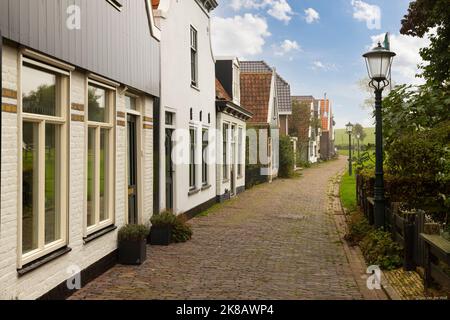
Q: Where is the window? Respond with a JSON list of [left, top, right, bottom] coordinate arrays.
[[190, 26, 198, 87], [190, 108, 193, 121], [202, 129, 208, 185], [87, 82, 115, 233], [199, 111, 202, 122], [189, 128, 196, 189], [223, 123, 228, 180], [21, 61, 68, 264], [238, 127, 243, 177], [165, 111, 174, 126]]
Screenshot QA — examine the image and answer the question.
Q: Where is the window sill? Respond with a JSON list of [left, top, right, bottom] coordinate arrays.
[[222, 179, 230, 183], [17, 246, 72, 277], [201, 184, 211, 191], [191, 84, 200, 92], [84, 225, 117, 244], [188, 188, 200, 196]]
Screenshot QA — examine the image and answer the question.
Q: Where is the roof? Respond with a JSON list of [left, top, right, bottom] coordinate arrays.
[[292, 95, 315, 101], [241, 61, 292, 114], [240, 61, 272, 73], [215, 78, 231, 101], [240, 72, 273, 123], [276, 74, 291, 114]]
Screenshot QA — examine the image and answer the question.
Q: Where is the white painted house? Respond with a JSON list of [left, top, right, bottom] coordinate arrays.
[[153, 0, 218, 215], [0, 0, 160, 299], [215, 58, 253, 201]]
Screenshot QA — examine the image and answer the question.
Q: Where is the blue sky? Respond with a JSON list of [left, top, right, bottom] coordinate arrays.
[[211, 0, 429, 128]]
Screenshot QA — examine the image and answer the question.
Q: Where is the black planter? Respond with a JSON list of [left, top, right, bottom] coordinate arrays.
[[149, 225, 172, 245], [118, 238, 147, 265]]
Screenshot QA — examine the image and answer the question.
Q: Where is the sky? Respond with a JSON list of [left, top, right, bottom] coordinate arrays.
[[210, 0, 431, 129]]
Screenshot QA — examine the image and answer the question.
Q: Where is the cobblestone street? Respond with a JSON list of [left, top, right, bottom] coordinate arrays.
[[70, 157, 365, 300]]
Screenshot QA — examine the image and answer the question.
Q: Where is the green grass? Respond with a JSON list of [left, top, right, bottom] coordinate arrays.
[[340, 172, 357, 213], [334, 127, 375, 148]]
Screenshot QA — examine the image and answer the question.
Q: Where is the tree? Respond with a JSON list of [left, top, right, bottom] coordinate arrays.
[[289, 100, 311, 163], [352, 123, 367, 142], [401, 0, 450, 87]]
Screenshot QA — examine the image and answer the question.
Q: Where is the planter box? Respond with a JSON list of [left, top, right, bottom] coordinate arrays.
[[149, 225, 172, 246], [118, 239, 147, 265]]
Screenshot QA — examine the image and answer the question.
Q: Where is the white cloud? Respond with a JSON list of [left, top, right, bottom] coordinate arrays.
[[369, 33, 430, 84], [274, 39, 301, 56], [211, 14, 271, 58], [304, 8, 320, 24], [351, 0, 381, 30], [230, 0, 294, 24], [312, 60, 337, 71]]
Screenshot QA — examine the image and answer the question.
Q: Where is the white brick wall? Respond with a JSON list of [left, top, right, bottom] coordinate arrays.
[[0, 44, 154, 299]]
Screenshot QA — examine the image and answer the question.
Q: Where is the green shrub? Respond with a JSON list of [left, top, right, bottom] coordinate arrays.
[[171, 215, 193, 243], [118, 224, 149, 241], [150, 211, 177, 226], [344, 211, 372, 246], [278, 135, 295, 178], [150, 211, 193, 243], [360, 230, 403, 270]]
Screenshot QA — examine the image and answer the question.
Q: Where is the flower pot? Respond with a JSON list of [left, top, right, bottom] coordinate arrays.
[[118, 238, 147, 265], [149, 225, 172, 245]]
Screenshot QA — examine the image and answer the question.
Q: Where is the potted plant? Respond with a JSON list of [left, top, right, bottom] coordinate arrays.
[[149, 211, 177, 245], [118, 224, 149, 265]]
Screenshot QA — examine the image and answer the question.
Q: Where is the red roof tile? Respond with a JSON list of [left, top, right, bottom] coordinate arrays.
[[215, 78, 231, 101], [240, 72, 273, 123]]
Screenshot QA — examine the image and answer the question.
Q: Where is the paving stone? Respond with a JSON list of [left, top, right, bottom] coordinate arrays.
[[70, 158, 364, 300]]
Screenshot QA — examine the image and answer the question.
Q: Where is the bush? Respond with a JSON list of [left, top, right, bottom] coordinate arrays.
[[150, 211, 193, 243], [171, 215, 193, 243], [344, 211, 372, 246], [360, 229, 403, 270], [278, 135, 295, 178], [118, 224, 149, 241], [150, 211, 177, 226]]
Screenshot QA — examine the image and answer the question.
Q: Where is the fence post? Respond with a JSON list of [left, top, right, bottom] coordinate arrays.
[[404, 215, 416, 271], [416, 210, 425, 267]]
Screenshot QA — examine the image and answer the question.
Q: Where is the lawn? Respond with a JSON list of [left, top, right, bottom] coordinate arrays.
[[340, 171, 357, 213], [334, 127, 375, 148]]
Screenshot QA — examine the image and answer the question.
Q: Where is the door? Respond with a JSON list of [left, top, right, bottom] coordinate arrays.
[[165, 129, 174, 211], [127, 114, 138, 224]]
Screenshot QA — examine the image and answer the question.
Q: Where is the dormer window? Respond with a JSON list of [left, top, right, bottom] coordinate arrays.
[[106, 0, 122, 11]]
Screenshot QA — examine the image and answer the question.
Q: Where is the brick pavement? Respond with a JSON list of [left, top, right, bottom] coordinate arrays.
[[70, 157, 364, 300]]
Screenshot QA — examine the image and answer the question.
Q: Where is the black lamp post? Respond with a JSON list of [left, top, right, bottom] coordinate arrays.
[[356, 133, 361, 161], [346, 122, 353, 176], [363, 42, 396, 229]]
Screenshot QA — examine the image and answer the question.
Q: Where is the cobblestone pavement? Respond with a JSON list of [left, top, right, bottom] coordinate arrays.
[[70, 157, 364, 300]]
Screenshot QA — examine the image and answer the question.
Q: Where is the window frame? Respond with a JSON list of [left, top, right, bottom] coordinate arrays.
[[238, 127, 243, 177], [189, 127, 197, 190], [190, 26, 198, 88], [222, 123, 229, 180], [201, 128, 208, 186], [18, 57, 69, 267], [85, 79, 116, 236]]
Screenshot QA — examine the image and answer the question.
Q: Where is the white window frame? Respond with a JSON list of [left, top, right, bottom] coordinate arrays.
[[222, 122, 229, 181], [190, 25, 198, 88], [124, 92, 143, 224], [189, 126, 197, 190], [18, 56, 69, 267], [237, 126, 244, 178], [201, 128, 209, 186], [85, 79, 116, 235]]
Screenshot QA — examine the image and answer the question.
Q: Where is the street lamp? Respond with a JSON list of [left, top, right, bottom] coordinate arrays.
[[363, 42, 396, 229], [346, 122, 353, 176], [356, 133, 361, 160]]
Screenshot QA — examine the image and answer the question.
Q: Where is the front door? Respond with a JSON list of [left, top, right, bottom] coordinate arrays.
[[127, 114, 138, 224], [165, 129, 174, 211]]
